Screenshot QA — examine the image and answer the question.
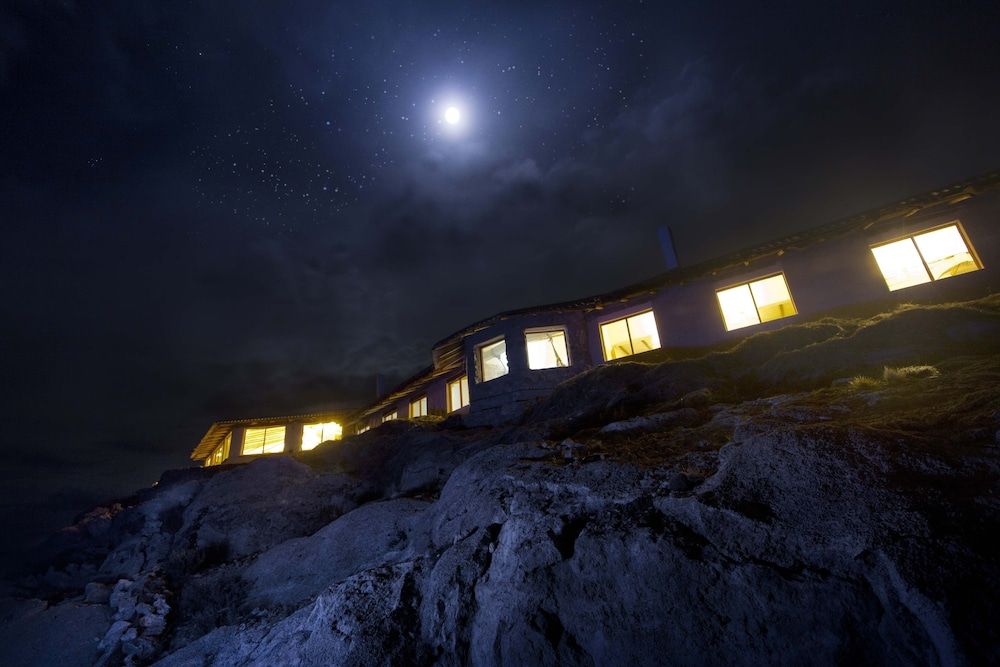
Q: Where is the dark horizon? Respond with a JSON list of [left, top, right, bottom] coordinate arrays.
[[3, 0, 1000, 572]]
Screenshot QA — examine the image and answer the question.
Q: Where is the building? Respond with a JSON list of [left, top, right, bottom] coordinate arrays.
[[193, 171, 1000, 466], [191, 411, 348, 467]]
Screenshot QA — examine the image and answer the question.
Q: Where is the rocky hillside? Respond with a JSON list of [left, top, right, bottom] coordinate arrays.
[[3, 295, 999, 666]]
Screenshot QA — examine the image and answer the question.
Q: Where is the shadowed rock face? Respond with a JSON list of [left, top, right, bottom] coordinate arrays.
[[2, 295, 999, 666]]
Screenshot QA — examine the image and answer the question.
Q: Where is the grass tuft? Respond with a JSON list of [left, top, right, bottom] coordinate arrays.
[[849, 375, 884, 390], [883, 365, 940, 383]]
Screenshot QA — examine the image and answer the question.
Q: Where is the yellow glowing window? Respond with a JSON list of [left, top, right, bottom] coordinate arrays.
[[356, 424, 370, 434], [382, 411, 398, 423], [447, 375, 470, 412], [478, 338, 509, 382], [242, 426, 286, 456], [716, 274, 797, 331], [206, 432, 232, 467], [301, 421, 342, 451], [409, 396, 428, 418], [871, 223, 981, 291], [599, 309, 661, 361], [525, 329, 570, 370]]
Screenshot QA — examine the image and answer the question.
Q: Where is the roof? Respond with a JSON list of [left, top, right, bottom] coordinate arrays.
[[430, 169, 1000, 353], [190, 409, 351, 462], [354, 360, 467, 422]]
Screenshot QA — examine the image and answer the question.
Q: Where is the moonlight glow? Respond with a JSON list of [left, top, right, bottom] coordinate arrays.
[[444, 106, 462, 125]]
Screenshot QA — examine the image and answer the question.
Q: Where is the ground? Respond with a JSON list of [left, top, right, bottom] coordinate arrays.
[[2, 295, 999, 666]]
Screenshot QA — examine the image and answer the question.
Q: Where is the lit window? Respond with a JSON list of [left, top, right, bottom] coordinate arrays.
[[206, 432, 232, 467], [301, 421, 342, 451], [382, 411, 398, 423], [242, 426, 286, 456], [356, 424, 370, 435], [599, 310, 661, 360], [871, 222, 981, 291], [409, 396, 428, 418], [525, 329, 570, 370], [716, 274, 797, 331], [478, 338, 509, 382], [447, 375, 470, 412]]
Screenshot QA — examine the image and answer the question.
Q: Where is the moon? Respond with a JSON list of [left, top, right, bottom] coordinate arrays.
[[444, 106, 462, 125]]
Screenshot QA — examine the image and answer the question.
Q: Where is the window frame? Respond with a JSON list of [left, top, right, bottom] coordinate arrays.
[[381, 411, 398, 423], [207, 432, 232, 467], [447, 375, 470, 412], [301, 421, 342, 451], [714, 272, 798, 332], [241, 425, 287, 456], [523, 326, 571, 371], [408, 396, 428, 419], [598, 308, 661, 361], [869, 220, 983, 291], [476, 335, 509, 383]]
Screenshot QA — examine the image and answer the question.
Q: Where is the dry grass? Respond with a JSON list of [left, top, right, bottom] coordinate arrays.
[[883, 364, 940, 383], [849, 375, 883, 390]]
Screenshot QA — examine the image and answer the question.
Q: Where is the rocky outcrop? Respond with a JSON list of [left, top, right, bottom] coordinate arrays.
[[2, 295, 999, 666]]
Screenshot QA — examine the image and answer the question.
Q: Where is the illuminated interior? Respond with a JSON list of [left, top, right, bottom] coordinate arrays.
[[382, 411, 398, 423], [242, 426, 286, 456], [478, 338, 509, 382], [871, 223, 981, 291], [206, 432, 231, 466], [716, 274, 797, 331], [600, 309, 661, 360], [525, 329, 570, 370], [448, 375, 470, 412], [357, 424, 370, 434], [301, 421, 342, 451], [409, 396, 428, 418]]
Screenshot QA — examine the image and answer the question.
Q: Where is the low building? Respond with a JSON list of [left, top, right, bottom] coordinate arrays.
[[193, 411, 348, 467], [191, 170, 1000, 465]]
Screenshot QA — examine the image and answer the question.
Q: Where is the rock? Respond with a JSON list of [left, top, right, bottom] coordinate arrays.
[[122, 634, 157, 661], [174, 457, 356, 561], [84, 581, 111, 604], [665, 472, 691, 493], [0, 600, 109, 667], [98, 619, 131, 653], [244, 498, 432, 608], [677, 387, 713, 408], [139, 609, 167, 636], [600, 407, 700, 433], [110, 579, 136, 621]]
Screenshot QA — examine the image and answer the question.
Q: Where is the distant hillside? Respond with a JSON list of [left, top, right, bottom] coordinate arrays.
[[3, 295, 999, 666]]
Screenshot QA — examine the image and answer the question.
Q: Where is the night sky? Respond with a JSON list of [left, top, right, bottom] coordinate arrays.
[[2, 1, 999, 571]]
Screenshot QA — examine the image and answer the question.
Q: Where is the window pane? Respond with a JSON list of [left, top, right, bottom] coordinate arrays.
[[448, 378, 462, 412], [871, 238, 931, 291], [913, 225, 980, 281], [242, 427, 266, 455], [600, 318, 632, 360], [749, 275, 797, 323], [717, 284, 761, 331], [382, 411, 398, 423], [626, 311, 661, 354], [479, 339, 509, 382], [409, 396, 427, 418], [460, 376, 469, 405], [301, 424, 323, 451], [301, 421, 341, 451], [525, 330, 569, 370], [262, 426, 286, 454]]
